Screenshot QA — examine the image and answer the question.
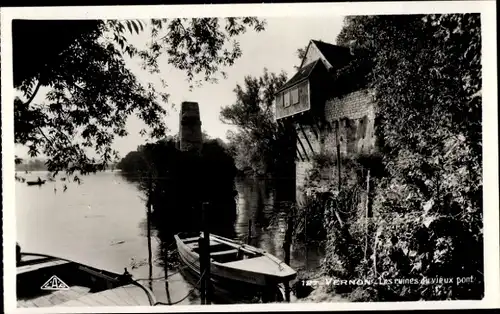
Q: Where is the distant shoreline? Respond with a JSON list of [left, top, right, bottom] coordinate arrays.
[[15, 169, 121, 174]]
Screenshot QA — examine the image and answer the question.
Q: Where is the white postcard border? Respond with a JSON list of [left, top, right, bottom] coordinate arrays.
[[2, 1, 498, 313]]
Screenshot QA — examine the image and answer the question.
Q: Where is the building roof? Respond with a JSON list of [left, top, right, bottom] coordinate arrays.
[[310, 40, 353, 69], [275, 40, 354, 95], [276, 59, 321, 93]]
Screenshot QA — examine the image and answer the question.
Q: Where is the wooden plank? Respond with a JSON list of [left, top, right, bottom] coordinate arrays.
[[211, 249, 239, 256], [74, 295, 107, 306], [17, 300, 37, 308], [296, 134, 310, 161], [123, 286, 151, 305], [108, 285, 138, 306], [187, 239, 220, 250], [296, 147, 304, 162], [43, 285, 89, 304], [70, 285, 92, 295], [17, 260, 70, 275], [90, 289, 122, 306], [60, 299, 90, 307], [183, 236, 201, 243], [47, 291, 73, 306], [209, 235, 259, 255], [78, 265, 118, 282], [86, 290, 120, 306], [30, 295, 54, 307], [298, 121, 316, 156]]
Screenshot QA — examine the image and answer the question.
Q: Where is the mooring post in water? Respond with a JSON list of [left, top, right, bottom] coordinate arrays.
[[146, 174, 153, 292], [283, 208, 293, 302], [164, 256, 172, 305], [247, 219, 252, 245], [201, 202, 211, 304], [198, 236, 206, 305]]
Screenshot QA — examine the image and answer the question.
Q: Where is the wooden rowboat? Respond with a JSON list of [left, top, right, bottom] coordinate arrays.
[[175, 232, 296, 303], [17, 252, 156, 307], [26, 180, 46, 186]]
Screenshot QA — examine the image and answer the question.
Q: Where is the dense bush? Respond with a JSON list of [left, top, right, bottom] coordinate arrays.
[[221, 69, 294, 177], [118, 137, 238, 245], [303, 14, 483, 301], [293, 152, 381, 246]]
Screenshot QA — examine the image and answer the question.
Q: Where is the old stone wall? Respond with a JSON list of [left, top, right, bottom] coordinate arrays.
[[296, 161, 314, 205], [323, 89, 377, 157], [295, 89, 377, 196]]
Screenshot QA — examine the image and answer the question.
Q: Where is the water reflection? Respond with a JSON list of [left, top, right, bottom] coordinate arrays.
[[234, 176, 324, 273], [132, 173, 324, 303], [16, 169, 323, 306]]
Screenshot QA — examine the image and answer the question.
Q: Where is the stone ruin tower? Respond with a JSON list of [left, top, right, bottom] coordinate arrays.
[[179, 101, 203, 153]]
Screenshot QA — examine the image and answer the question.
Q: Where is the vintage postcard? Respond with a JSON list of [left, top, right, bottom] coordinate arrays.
[[1, 1, 498, 313]]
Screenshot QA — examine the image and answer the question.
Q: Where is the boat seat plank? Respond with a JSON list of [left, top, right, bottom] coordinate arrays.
[[187, 239, 221, 250], [211, 249, 239, 256], [182, 236, 202, 243]]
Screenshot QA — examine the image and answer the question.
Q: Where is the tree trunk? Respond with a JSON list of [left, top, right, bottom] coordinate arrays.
[[147, 175, 153, 292]]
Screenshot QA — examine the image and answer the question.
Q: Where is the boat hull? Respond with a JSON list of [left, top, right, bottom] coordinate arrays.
[[178, 260, 283, 303], [16, 253, 155, 307], [175, 232, 295, 303]]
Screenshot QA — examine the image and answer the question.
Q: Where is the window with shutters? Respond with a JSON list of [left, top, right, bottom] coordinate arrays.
[[284, 91, 291, 107], [290, 87, 299, 105], [276, 92, 284, 108]]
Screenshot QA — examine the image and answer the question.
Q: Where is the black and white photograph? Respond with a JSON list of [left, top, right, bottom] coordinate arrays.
[[2, 1, 499, 312]]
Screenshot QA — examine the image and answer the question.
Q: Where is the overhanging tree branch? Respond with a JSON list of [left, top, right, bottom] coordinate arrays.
[[24, 79, 42, 107]]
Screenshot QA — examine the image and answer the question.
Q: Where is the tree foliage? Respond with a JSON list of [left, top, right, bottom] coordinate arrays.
[[220, 69, 289, 175], [13, 18, 266, 176], [117, 136, 238, 244], [294, 45, 309, 70], [302, 14, 483, 301], [339, 14, 482, 235]]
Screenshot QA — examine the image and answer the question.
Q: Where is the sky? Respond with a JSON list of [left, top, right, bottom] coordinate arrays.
[[15, 16, 345, 160]]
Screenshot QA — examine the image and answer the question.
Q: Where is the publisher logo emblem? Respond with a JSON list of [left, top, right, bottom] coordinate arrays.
[[40, 275, 70, 290]]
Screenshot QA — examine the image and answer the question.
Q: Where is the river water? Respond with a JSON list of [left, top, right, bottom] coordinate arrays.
[[15, 170, 323, 304]]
